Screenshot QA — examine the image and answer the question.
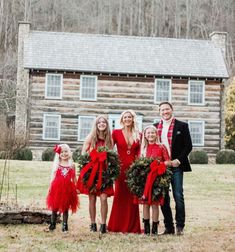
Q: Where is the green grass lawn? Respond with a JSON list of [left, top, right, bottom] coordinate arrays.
[[0, 160, 235, 252]]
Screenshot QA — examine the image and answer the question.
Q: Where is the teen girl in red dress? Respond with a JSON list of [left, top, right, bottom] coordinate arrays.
[[77, 115, 113, 233]]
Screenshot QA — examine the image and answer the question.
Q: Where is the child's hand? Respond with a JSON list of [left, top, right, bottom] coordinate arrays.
[[76, 189, 80, 194], [141, 195, 147, 201]]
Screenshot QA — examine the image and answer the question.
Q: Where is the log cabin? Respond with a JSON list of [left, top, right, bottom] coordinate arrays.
[[15, 22, 229, 160]]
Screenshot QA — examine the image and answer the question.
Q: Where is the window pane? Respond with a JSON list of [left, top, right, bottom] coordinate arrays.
[[155, 80, 170, 102], [81, 76, 96, 100], [189, 81, 203, 104], [44, 115, 60, 139], [46, 74, 62, 98], [79, 117, 95, 140], [189, 122, 203, 145]]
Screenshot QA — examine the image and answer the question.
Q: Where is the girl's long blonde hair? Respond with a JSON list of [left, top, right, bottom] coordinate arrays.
[[88, 115, 112, 150], [51, 144, 73, 180], [120, 110, 140, 142], [140, 125, 160, 157]]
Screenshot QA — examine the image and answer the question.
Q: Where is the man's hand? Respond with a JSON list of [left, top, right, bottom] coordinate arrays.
[[171, 159, 180, 167], [164, 160, 172, 167]]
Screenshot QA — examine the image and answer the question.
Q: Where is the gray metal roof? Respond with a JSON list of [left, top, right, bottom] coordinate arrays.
[[24, 31, 229, 78]]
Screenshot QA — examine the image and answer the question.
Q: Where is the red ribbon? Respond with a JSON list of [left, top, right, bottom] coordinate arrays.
[[80, 149, 107, 192], [53, 145, 61, 154], [142, 160, 166, 205]]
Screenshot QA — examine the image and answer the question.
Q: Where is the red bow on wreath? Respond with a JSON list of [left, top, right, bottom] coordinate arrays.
[[142, 160, 166, 205], [80, 149, 107, 192], [53, 145, 61, 154]]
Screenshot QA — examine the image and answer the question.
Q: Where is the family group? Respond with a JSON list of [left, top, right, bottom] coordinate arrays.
[[46, 102, 192, 236]]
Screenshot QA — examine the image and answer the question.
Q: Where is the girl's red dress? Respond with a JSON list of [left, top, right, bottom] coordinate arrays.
[[108, 129, 141, 233], [146, 143, 170, 161], [77, 139, 114, 196], [46, 165, 79, 213], [139, 143, 170, 205]]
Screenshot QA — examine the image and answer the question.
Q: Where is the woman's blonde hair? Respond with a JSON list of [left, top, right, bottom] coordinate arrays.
[[140, 125, 159, 157], [51, 144, 73, 180], [88, 115, 112, 150], [120, 110, 140, 142]]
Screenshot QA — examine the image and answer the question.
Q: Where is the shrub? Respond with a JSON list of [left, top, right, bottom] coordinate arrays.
[[13, 148, 33, 160], [189, 150, 208, 164], [42, 148, 55, 161], [0, 151, 8, 159], [216, 149, 235, 164], [72, 147, 81, 162]]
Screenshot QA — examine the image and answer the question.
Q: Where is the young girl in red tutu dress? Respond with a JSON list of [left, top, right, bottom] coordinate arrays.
[[46, 144, 79, 232], [140, 125, 171, 235], [77, 115, 113, 234]]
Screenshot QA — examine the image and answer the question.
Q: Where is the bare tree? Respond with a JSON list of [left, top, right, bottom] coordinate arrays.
[[117, 0, 123, 35], [0, 0, 235, 89]]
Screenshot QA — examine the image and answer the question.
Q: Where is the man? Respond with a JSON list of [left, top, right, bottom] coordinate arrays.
[[154, 101, 192, 235]]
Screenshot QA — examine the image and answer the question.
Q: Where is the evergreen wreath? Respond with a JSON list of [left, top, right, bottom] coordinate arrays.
[[126, 157, 172, 203], [77, 146, 120, 193]]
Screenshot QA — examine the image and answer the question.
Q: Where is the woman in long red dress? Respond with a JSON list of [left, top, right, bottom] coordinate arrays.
[[108, 110, 141, 233], [77, 115, 113, 233]]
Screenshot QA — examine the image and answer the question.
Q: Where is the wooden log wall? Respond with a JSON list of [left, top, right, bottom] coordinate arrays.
[[28, 71, 222, 158]]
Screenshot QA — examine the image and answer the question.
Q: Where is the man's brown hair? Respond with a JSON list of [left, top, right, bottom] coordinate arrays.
[[159, 101, 173, 110]]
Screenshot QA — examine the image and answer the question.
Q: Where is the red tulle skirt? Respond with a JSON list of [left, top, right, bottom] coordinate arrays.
[[47, 175, 79, 214]]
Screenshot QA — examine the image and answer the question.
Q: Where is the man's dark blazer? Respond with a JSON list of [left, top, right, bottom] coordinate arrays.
[[154, 119, 193, 172]]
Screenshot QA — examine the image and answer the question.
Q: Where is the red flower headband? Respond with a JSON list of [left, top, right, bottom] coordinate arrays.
[[53, 145, 61, 154]]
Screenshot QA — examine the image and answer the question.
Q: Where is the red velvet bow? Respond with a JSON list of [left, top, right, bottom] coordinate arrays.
[[142, 160, 166, 205], [53, 145, 61, 154], [80, 149, 107, 192]]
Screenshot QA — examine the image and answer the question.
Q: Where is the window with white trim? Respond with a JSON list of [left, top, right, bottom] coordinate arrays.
[[78, 115, 96, 141], [45, 73, 63, 99], [43, 114, 61, 140], [188, 121, 204, 146], [80, 75, 97, 101], [188, 80, 205, 105], [108, 114, 143, 131], [108, 114, 121, 130], [154, 79, 171, 103]]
